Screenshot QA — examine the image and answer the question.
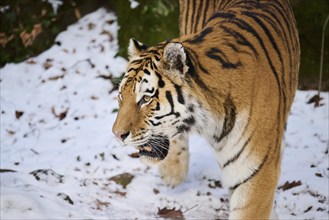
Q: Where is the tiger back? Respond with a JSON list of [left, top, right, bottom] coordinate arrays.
[[112, 0, 300, 219]]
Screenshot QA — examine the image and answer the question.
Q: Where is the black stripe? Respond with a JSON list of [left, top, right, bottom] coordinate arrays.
[[184, 0, 190, 35], [175, 85, 185, 105], [202, 1, 210, 28], [185, 49, 210, 92], [151, 61, 158, 70], [177, 124, 190, 133], [185, 47, 210, 75], [193, 0, 200, 33], [154, 91, 180, 120], [155, 101, 160, 111], [206, 11, 235, 24], [190, 0, 196, 33], [220, 25, 259, 57], [230, 153, 269, 191], [144, 69, 151, 75], [145, 87, 154, 94], [206, 47, 242, 69], [187, 27, 213, 44], [183, 116, 195, 125], [223, 136, 251, 168], [214, 95, 236, 144], [149, 120, 161, 126], [155, 72, 165, 88], [223, 42, 252, 56]]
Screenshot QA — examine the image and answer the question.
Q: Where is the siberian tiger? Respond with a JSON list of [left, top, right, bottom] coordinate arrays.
[[112, 0, 300, 219]]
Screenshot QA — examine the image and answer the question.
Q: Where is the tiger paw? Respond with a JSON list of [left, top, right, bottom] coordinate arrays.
[[158, 149, 189, 187]]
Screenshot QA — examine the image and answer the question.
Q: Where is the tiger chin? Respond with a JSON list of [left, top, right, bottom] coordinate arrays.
[[112, 0, 299, 219]]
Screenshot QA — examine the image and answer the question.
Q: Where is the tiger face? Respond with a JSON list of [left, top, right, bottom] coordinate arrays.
[[112, 39, 195, 162]]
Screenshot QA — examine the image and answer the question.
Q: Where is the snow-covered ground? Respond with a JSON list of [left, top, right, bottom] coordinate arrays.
[[1, 8, 328, 219]]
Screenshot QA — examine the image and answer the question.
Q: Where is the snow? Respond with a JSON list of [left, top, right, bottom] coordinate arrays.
[[1, 8, 328, 219]]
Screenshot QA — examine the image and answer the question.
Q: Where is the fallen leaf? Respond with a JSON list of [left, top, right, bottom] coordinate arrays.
[[88, 22, 96, 30], [304, 206, 312, 213], [153, 188, 160, 194], [26, 59, 36, 64], [100, 30, 113, 41], [15, 111, 24, 119], [157, 207, 184, 219], [51, 107, 68, 121], [95, 199, 110, 210], [113, 190, 126, 197], [129, 152, 140, 158], [6, 129, 15, 135], [315, 173, 323, 177], [30, 169, 64, 183], [49, 75, 64, 81], [109, 173, 134, 189], [43, 62, 53, 70], [57, 192, 74, 205], [307, 94, 324, 107], [278, 180, 302, 191], [0, 169, 17, 173], [208, 179, 222, 188]]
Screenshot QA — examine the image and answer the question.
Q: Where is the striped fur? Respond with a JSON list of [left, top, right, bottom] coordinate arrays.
[[112, 0, 300, 219]]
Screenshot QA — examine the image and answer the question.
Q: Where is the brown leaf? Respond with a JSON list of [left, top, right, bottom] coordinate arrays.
[[307, 94, 323, 107], [157, 207, 184, 219], [15, 111, 24, 119], [0, 32, 14, 47], [153, 188, 160, 194], [0, 169, 17, 173], [88, 22, 96, 30], [109, 173, 134, 189], [100, 30, 113, 41], [20, 24, 42, 47], [51, 107, 68, 121], [128, 152, 140, 158], [113, 190, 126, 197], [278, 180, 302, 191], [26, 59, 36, 64], [315, 173, 323, 177], [95, 199, 110, 210], [43, 61, 53, 70], [48, 75, 64, 81], [304, 206, 312, 213], [6, 129, 15, 135], [74, 8, 81, 19]]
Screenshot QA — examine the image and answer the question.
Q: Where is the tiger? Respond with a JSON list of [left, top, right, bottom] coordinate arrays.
[[112, 0, 300, 219]]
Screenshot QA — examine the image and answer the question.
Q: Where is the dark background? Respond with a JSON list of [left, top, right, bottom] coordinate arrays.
[[0, 0, 328, 90]]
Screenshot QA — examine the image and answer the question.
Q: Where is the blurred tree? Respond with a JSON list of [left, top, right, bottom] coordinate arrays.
[[292, 0, 329, 90], [109, 0, 179, 58]]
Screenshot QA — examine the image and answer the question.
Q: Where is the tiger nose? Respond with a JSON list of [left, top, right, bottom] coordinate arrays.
[[114, 131, 130, 141]]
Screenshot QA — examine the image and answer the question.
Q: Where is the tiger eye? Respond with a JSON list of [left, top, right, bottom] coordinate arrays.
[[143, 95, 151, 102]]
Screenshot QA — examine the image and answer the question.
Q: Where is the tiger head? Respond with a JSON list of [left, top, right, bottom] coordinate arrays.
[[112, 39, 198, 163]]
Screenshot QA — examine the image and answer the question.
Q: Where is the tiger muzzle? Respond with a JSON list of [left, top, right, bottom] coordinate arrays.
[[137, 136, 170, 160]]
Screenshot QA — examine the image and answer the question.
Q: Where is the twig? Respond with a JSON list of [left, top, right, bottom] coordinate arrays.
[[183, 204, 198, 214], [316, 14, 329, 107]]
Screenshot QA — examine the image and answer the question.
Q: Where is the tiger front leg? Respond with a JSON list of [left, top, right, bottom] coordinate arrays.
[[228, 155, 279, 219], [158, 134, 189, 187]]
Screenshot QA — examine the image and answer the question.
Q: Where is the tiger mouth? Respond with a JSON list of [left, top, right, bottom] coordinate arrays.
[[136, 137, 169, 160]]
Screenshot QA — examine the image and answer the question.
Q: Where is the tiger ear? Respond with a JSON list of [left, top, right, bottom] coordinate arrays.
[[162, 42, 189, 84], [128, 38, 148, 58]]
